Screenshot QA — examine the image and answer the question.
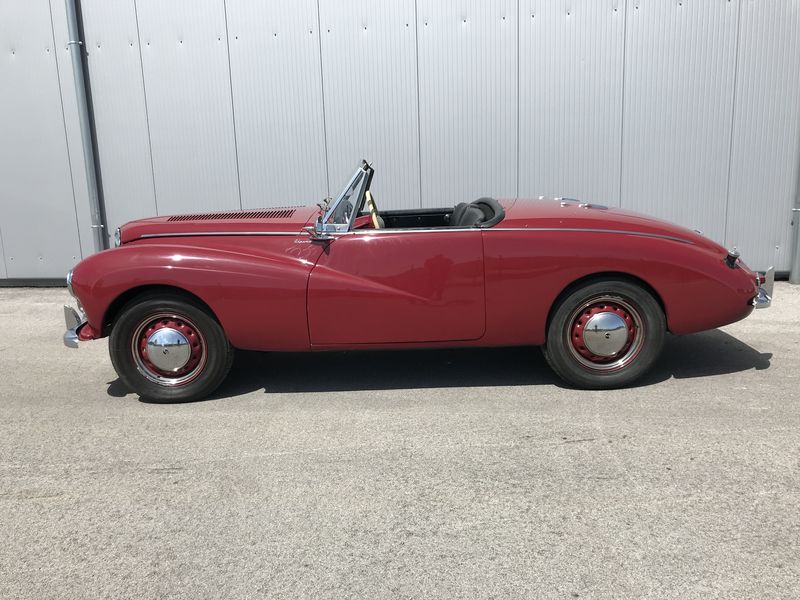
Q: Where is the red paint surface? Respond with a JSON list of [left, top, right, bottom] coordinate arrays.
[[308, 230, 485, 345], [70, 198, 758, 350]]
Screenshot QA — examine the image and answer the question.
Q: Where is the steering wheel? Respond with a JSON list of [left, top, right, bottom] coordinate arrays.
[[365, 190, 383, 229]]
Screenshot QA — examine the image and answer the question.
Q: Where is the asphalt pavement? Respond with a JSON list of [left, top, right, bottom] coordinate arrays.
[[1, 284, 798, 599]]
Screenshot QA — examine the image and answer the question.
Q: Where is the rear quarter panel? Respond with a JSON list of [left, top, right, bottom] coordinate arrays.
[[481, 229, 757, 346]]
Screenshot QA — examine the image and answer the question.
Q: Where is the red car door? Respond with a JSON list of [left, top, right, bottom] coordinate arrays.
[[307, 230, 485, 345]]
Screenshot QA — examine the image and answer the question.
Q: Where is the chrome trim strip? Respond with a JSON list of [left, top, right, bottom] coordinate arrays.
[[489, 227, 692, 244], [138, 229, 477, 240], [138, 227, 692, 244], [139, 227, 693, 244], [346, 227, 479, 235], [139, 231, 303, 239], [346, 226, 692, 244]]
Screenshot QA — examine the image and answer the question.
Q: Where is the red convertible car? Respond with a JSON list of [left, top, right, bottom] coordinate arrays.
[[64, 161, 773, 402]]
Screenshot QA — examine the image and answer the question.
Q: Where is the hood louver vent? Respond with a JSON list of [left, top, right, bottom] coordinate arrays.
[[167, 208, 297, 222]]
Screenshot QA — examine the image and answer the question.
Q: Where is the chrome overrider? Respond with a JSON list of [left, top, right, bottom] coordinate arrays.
[[63, 305, 86, 348], [63, 269, 87, 348], [754, 266, 774, 309]]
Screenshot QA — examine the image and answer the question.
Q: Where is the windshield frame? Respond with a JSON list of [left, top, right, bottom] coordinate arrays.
[[320, 161, 373, 233]]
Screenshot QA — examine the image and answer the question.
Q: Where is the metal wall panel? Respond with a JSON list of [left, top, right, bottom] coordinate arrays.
[[0, 0, 82, 278], [226, 0, 328, 208], [80, 0, 156, 238], [621, 0, 739, 243], [519, 0, 625, 206], [724, 0, 800, 272], [319, 0, 420, 210], [136, 0, 240, 214], [49, 0, 97, 258], [417, 0, 517, 207], [4, 0, 800, 278]]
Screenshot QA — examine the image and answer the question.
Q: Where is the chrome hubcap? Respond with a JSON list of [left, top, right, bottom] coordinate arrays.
[[145, 328, 191, 372], [582, 312, 628, 357], [131, 313, 207, 387], [567, 295, 645, 372]]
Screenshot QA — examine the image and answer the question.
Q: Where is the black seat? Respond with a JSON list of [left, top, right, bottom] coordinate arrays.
[[450, 198, 504, 228], [450, 202, 484, 227]]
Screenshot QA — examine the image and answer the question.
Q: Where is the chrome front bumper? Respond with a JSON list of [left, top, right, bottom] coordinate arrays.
[[753, 267, 774, 309], [63, 305, 87, 348]]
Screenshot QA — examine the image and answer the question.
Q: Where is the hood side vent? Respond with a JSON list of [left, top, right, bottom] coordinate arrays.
[[167, 208, 297, 222]]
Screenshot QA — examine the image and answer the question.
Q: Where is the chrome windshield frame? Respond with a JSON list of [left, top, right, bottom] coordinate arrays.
[[320, 162, 371, 233]]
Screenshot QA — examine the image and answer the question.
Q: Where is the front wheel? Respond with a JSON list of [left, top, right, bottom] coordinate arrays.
[[109, 293, 234, 402], [543, 279, 665, 389]]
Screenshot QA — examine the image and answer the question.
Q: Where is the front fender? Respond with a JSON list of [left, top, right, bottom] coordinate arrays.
[[70, 237, 324, 351]]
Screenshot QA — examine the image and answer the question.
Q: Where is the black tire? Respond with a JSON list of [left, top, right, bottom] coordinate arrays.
[[543, 279, 665, 389], [109, 293, 234, 403]]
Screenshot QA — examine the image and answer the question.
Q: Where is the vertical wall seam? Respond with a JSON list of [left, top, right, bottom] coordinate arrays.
[[0, 197, 6, 273], [48, 0, 83, 257], [133, 0, 159, 214], [315, 0, 330, 199], [0, 224, 6, 275], [617, 0, 629, 208], [222, 0, 243, 209], [413, 0, 423, 208], [723, 0, 744, 247], [516, 0, 520, 199]]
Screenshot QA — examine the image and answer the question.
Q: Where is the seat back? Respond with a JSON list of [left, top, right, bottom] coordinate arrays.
[[450, 197, 505, 227]]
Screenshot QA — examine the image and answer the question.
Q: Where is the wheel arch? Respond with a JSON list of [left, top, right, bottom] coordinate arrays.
[[101, 284, 221, 337], [545, 271, 668, 337]]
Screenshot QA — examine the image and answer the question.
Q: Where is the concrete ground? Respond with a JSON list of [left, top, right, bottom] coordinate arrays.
[[0, 284, 798, 599]]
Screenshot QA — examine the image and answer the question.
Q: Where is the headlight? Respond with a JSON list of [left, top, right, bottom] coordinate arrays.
[[66, 269, 74, 296], [114, 227, 121, 247]]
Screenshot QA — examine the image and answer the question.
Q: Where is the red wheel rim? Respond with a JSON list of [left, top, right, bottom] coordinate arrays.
[[131, 313, 207, 387], [566, 295, 645, 372]]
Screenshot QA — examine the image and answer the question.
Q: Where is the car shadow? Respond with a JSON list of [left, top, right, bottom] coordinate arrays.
[[105, 328, 772, 402], [226, 329, 773, 396], [638, 328, 772, 384]]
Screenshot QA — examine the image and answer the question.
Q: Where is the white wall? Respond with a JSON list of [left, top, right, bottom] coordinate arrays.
[[1, 0, 799, 277]]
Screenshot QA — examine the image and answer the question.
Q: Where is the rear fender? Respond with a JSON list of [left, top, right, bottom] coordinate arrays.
[[482, 231, 757, 345]]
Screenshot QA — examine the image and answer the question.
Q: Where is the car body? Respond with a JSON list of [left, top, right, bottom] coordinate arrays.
[[64, 161, 773, 401]]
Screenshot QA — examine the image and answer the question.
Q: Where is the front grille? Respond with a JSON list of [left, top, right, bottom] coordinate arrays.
[[167, 208, 297, 222]]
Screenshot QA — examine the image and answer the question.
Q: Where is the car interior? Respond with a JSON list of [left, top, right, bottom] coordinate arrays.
[[368, 198, 506, 230], [328, 161, 506, 232]]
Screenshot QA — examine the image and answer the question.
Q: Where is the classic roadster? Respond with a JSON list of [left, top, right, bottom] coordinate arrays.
[[64, 160, 773, 402]]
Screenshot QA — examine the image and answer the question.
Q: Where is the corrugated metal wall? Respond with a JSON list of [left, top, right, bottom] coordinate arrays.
[[726, 0, 800, 275], [1, 0, 799, 278], [520, 0, 625, 206], [0, 0, 95, 278]]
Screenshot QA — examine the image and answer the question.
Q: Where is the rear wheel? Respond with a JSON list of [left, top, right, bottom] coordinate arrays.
[[109, 293, 234, 402], [543, 279, 665, 389]]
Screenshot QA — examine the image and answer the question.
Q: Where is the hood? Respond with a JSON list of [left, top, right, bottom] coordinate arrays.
[[499, 197, 725, 253], [119, 206, 321, 244]]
